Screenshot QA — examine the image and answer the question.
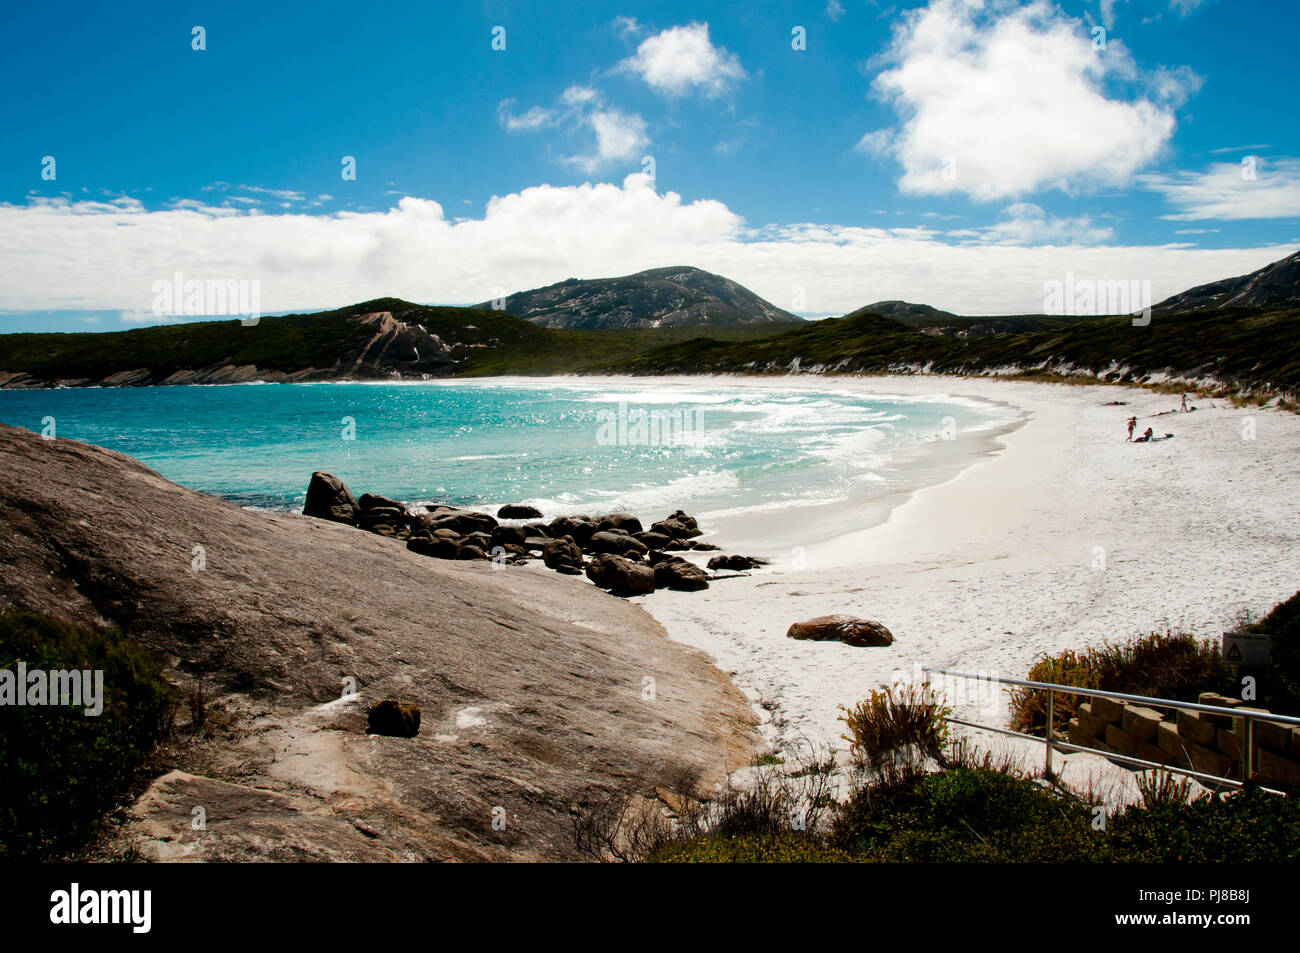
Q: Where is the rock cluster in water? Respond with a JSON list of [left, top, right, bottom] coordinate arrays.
[[302, 471, 768, 596]]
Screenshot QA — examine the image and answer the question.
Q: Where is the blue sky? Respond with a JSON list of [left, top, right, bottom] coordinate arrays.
[[1, 0, 1297, 330]]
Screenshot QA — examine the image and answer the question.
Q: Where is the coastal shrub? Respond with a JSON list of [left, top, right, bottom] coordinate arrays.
[[1242, 590, 1300, 715], [1134, 770, 1193, 810], [1009, 632, 1234, 734], [839, 683, 950, 781], [0, 610, 172, 860], [831, 765, 1106, 862], [638, 750, 1300, 863], [1108, 787, 1300, 862]]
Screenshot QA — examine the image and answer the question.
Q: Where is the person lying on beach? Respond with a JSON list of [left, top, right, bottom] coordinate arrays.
[[1134, 427, 1155, 443]]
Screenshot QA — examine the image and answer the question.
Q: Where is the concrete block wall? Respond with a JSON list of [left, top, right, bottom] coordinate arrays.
[[1064, 691, 1300, 787]]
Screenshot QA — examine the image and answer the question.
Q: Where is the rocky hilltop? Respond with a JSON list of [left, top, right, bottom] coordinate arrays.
[[477, 266, 798, 330], [0, 424, 756, 860], [1152, 249, 1300, 314]]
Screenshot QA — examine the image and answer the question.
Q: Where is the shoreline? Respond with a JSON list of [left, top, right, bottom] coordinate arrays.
[[629, 374, 1300, 767]]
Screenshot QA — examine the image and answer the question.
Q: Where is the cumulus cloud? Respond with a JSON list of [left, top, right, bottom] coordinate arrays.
[[863, 0, 1199, 201], [498, 87, 648, 173], [0, 179, 1288, 319], [1138, 157, 1300, 220], [827, 1, 846, 21], [620, 22, 746, 98]]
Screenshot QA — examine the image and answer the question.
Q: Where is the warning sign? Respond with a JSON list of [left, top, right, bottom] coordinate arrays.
[[1222, 631, 1270, 666]]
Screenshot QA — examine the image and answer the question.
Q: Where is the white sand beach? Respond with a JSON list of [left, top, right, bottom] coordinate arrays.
[[625, 375, 1300, 780]]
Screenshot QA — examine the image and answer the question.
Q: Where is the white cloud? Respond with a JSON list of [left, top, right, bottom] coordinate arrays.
[[0, 179, 1289, 319], [947, 202, 1115, 244], [612, 16, 642, 39], [620, 22, 746, 98], [1139, 157, 1300, 220], [499, 88, 648, 173], [574, 109, 649, 173], [827, 0, 846, 21], [497, 100, 552, 132], [865, 0, 1199, 201]]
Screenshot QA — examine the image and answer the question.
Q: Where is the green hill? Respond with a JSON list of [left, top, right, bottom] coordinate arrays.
[[597, 306, 1300, 395]]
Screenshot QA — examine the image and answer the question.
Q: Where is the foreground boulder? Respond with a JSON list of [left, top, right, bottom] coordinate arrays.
[[367, 700, 421, 737], [0, 423, 758, 861], [786, 615, 895, 647], [303, 471, 360, 525], [586, 553, 656, 596]]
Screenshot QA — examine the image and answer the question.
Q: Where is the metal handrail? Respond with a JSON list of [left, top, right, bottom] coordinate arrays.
[[921, 665, 1296, 791], [921, 666, 1300, 727]]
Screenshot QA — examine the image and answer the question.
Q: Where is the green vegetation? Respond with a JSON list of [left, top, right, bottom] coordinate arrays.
[[0, 297, 805, 383], [600, 305, 1300, 395], [0, 610, 172, 860], [636, 675, 1300, 863], [1241, 590, 1300, 713], [4, 293, 1295, 397], [839, 682, 950, 779], [1008, 631, 1236, 736], [0, 310, 376, 382], [648, 728, 1300, 864]]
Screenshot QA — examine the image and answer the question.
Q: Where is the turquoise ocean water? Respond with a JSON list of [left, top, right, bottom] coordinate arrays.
[[0, 378, 1015, 524]]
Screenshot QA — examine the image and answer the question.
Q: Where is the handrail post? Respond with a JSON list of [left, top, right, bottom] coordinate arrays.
[[1244, 719, 1254, 784], [1045, 687, 1055, 777]]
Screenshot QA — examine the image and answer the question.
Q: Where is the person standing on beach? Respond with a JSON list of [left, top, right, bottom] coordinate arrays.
[[1126, 416, 1137, 441], [1180, 393, 1188, 412]]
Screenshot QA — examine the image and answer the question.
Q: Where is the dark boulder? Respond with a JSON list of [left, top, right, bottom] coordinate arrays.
[[542, 536, 584, 573], [586, 553, 656, 596], [786, 615, 894, 648], [366, 699, 421, 737], [651, 516, 701, 540], [547, 515, 597, 545], [635, 531, 673, 550], [457, 544, 488, 560], [407, 536, 459, 560], [429, 510, 498, 536], [652, 556, 711, 592], [303, 472, 361, 526], [667, 510, 701, 535], [588, 530, 649, 557], [498, 503, 543, 519], [490, 524, 528, 548], [522, 522, 551, 539], [359, 493, 408, 514], [706, 554, 769, 572], [597, 513, 643, 535]]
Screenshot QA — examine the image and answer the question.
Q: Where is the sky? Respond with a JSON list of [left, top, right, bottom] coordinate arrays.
[[0, 0, 1297, 331]]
